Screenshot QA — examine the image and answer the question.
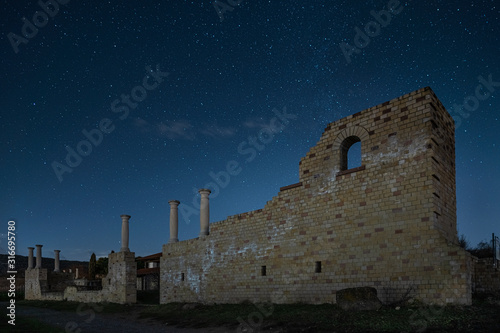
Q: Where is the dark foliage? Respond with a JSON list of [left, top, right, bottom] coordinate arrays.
[[89, 253, 96, 280]]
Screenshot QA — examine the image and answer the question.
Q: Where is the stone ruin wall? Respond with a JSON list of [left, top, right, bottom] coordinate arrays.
[[25, 251, 137, 304], [25, 217, 137, 304], [24, 267, 47, 300], [160, 87, 474, 305], [64, 251, 137, 304]]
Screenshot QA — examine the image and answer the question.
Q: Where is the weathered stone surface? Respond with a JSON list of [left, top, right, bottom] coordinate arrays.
[[26, 216, 137, 304], [98, 250, 137, 304], [24, 268, 45, 300], [336, 287, 382, 311]]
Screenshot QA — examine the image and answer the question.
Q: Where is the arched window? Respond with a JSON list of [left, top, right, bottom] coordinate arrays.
[[333, 125, 369, 174], [340, 136, 361, 171]]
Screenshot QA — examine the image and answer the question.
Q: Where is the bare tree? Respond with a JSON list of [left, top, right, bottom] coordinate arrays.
[[458, 234, 470, 250]]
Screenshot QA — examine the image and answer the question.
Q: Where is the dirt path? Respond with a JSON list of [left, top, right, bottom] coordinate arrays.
[[12, 303, 237, 333]]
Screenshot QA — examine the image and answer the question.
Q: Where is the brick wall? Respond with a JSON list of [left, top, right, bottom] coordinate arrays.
[[160, 87, 472, 305], [25, 268, 45, 300]]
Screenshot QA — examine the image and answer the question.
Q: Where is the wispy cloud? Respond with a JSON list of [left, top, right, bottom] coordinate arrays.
[[157, 120, 196, 140], [134, 118, 236, 140], [243, 117, 269, 130], [200, 123, 237, 138], [134, 118, 196, 140], [134, 117, 151, 133]]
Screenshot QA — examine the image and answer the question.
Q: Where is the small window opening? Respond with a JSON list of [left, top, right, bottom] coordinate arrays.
[[315, 261, 322, 273], [340, 136, 362, 171], [261, 266, 267, 276], [348, 142, 362, 169], [181, 273, 185, 281]]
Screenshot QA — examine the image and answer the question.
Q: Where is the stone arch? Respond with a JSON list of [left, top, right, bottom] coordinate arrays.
[[333, 125, 370, 171]]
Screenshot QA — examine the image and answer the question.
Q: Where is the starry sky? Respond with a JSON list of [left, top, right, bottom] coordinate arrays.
[[1, 1, 498, 261]]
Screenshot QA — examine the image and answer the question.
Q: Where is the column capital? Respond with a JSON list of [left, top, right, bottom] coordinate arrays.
[[35, 244, 43, 248], [168, 200, 180, 206], [28, 247, 35, 250], [198, 188, 211, 195], [54, 249, 61, 253], [120, 214, 131, 220]]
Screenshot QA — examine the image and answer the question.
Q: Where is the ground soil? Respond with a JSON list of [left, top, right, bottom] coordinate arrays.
[[3, 302, 236, 333]]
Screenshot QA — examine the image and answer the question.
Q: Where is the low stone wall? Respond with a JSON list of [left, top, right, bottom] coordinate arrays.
[[41, 292, 64, 301], [25, 268, 65, 301], [64, 287, 103, 303], [25, 251, 137, 304]]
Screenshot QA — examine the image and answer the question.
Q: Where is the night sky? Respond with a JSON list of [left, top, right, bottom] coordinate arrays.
[[1, 1, 498, 261]]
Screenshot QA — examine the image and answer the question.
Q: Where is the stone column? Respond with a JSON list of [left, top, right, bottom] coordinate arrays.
[[168, 200, 180, 243], [120, 214, 131, 252], [35, 244, 43, 268], [27, 247, 34, 269], [199, 189, 211, 237], [54, 250, 61, 272]]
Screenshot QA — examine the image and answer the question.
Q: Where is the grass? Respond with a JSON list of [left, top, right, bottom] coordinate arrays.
[[13, 293, 500, 332], [139, 302, 402, 331], [0, 291, 24, 301], [16, 299, 133, 314], [138, 297, 500, 332], [137, 290, 160, 304], [0, 316, 65, 333]]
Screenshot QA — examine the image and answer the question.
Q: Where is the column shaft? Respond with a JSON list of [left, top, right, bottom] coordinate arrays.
[[35, 244, 43, 268], [199, 189, 211, 237], [27, 247, 34, 269], [169, 200, 180, 243], [54, 250, 61, 272], [120, 215, 131, 252]]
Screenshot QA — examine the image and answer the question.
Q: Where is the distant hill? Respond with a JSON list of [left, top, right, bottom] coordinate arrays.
[[0, 254, 88, 276]]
